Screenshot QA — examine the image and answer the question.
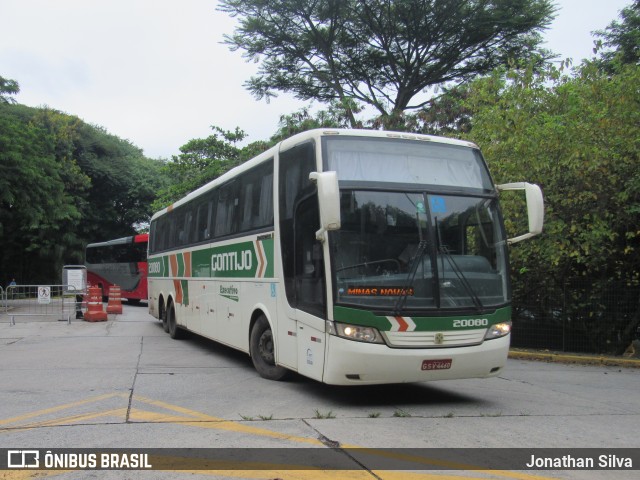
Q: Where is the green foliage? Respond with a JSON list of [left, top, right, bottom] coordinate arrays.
[[67, 119, 166, 239], [0, 76, 20, 104], [464, 62, 640, 351], [154, 102, 368, 211], [368, 86, 473, 136], [270, 99, 362, 142], [0, 102, 166, 284], [0, 104, 87, 282], [594, 0, 640, 69], [220, 0, 556, 122], [152, 126, 249, 211]]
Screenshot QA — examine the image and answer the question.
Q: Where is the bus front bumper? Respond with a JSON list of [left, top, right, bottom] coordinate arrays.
[[322, 334, 510, 385]]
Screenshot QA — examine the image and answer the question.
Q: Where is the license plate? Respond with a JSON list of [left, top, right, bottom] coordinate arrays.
[[421, 359, 452, 371]]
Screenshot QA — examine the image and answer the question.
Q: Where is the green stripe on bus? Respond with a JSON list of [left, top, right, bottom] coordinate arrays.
[[177, 253, 185, 277], [189, 238, 274, 279], [333, 305, 512, 331], [181, 279, 189, 306], [261, 238, 274, 278], [149, 236, 275, 280]]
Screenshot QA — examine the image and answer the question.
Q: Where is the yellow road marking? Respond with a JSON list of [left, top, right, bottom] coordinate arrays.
[[0, 394, 560, 480], [11, 408, 128, 432], [0, 393, 123, 427], [131, 395, 323, 445], [0, 470, 534, 480], [130, 408, 324, 445], [0, 472, 66, 480], [152, 469, 511, 479], [133, 394, 214, 419]]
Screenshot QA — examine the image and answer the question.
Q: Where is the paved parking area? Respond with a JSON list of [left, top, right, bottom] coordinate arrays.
[[1, 305, 638, 479]]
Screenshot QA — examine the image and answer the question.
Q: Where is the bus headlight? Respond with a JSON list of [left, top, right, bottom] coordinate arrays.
[[327, 321, 384, 344], [484, 321, 512, 340]]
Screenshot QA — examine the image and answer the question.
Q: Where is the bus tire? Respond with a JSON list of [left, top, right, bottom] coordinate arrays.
[[250, 315, 288, 381], [162, 305, 170, 333], [167, 303, 186, 340]]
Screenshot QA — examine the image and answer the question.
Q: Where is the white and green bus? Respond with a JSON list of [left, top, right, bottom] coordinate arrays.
[[148, 129, 543, 385]]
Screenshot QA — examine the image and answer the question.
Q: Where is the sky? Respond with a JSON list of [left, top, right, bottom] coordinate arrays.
[[0, 0, 633, 159]]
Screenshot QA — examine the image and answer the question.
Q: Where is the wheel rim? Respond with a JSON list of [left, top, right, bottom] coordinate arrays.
[[258, 329, 275, 365]]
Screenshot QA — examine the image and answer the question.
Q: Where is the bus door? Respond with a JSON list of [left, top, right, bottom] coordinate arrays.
[[292, 195, 327, 380], [278, 141, 327, 379]]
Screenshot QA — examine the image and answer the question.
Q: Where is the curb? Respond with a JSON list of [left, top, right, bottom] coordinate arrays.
[[508, 349, 640, 368]]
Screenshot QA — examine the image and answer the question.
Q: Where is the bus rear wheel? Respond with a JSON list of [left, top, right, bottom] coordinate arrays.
[[162, 304, 170, 333], [250, 315, 288, 381], [167, 303, 185, 340]]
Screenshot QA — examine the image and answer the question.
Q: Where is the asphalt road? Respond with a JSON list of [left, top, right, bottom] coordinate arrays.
[[0, 304, 638, 479]]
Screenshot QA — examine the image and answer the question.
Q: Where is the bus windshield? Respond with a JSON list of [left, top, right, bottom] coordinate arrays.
[[331, 190, 509, 312], [324, 136, 493, 190]]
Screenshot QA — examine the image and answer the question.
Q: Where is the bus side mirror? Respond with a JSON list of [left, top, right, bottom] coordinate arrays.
[[497, 182, 544, 244], [309, 171, 341, 241]]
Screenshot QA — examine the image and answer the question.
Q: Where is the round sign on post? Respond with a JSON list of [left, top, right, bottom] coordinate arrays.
[[38, 286, 51, 304]]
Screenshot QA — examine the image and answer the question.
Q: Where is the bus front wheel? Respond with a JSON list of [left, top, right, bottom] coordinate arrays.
[[250, 315, 288, 381]]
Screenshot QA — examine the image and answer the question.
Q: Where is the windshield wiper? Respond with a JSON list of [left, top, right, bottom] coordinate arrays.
[[434, 217, 483, 312], [438, 245, 484, 312], [393, 239, 428, 316]]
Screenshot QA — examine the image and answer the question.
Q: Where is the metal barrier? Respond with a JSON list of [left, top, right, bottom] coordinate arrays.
[[1, 284, 84, 326]]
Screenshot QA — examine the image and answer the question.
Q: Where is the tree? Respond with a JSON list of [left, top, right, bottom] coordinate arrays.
[[0, 102, 167, 284], [67, 119, 166, 240], [594, 0, 640, 68], [0, 75, 19, 104], [0, 104, 89, 283], [367, 85, 473, 135], [269, 99, 362, 142], [152, 126, 249, 211], [464, 62, 640, 353], [220, 0, 556, 125]]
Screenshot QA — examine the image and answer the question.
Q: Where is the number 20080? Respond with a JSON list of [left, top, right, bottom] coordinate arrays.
[[453, 318, 488, 328]]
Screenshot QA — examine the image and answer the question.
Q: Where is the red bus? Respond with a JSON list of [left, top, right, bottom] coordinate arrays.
[[85, 234, 148, 303]]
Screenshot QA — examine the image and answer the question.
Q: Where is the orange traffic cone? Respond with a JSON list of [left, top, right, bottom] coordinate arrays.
[[84, 286, 107, 322], [106, 285, 123, 315]]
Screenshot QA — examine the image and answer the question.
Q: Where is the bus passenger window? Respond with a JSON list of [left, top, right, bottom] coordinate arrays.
[[195, 203, 206, 242], [215, 181, 240, 237]]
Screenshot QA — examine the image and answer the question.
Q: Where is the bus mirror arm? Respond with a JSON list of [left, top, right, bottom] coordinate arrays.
[[497, 182, 544, 244], [309, 171, 341, 242]]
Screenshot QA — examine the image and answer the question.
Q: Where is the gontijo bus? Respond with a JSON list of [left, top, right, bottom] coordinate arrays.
[[147, 129, 543, 385]]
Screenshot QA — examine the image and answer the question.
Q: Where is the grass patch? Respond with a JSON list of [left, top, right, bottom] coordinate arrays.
[[392, 409, 411, 417], [314, 409, 336, 419]]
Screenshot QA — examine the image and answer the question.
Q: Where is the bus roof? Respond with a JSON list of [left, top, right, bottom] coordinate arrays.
[[86, 233, 148, 249]]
